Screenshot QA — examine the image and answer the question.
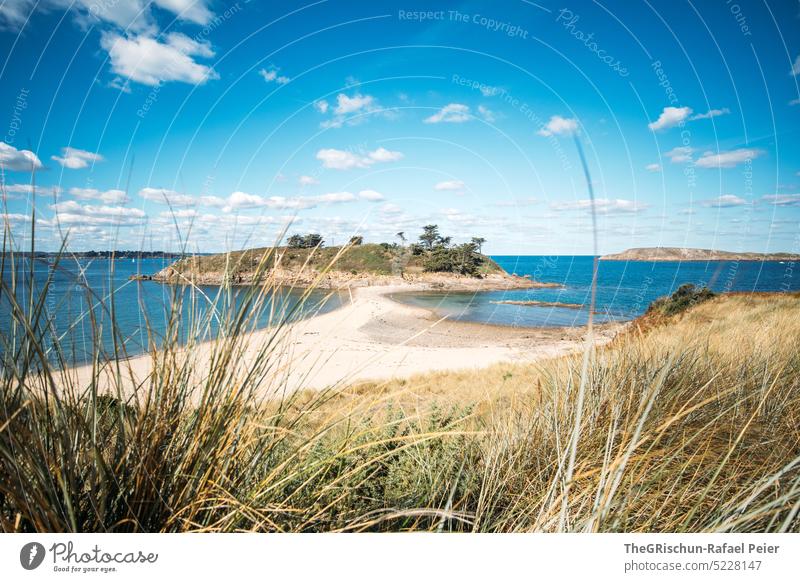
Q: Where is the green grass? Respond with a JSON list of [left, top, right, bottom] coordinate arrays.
[[1, 225, 799, 532]]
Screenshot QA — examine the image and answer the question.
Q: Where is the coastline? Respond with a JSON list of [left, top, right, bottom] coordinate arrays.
[[61, 284, 623, 397]]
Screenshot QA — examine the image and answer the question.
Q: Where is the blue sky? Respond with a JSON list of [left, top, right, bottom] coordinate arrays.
[[1, 0, 799, 254]]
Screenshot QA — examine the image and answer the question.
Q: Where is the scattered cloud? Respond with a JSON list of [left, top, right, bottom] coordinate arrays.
[[792, 55, 800, 76], [762, 193, 800, 206], [1, 183, 61, 195], [50, 200, 146, 226], [537, 115, 578, 137], [690, 108, 730, 120], [0, 141, 42, 171], [550, 198, 649, 214], [139, 187, 197, 206], [259, 67, 290, 85], [69, 187, 128, 203], [298, 175, 319, 186], [0, 0, 35, 30], [358, 189, 385, 201], [434, 180, 465, 192], [665, 146, 694, 164], [645, 163, 662, 172], [790, 98, 800, 106], [316, 147, 403, 170], [100, 32, 218, 86], [51, 147, 103, 169], [648, 106, 692, 131], [334, 93, 374, 115], [702, 194, 748, 207], [316, 92, 389, 128], [424, 103, 471, 124], [477, 105, 496, 122], [160, 208, 198, 219], [695, 148, 763, 168]]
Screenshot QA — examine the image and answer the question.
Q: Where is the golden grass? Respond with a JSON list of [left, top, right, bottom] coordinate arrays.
[[2, 229, 799, 533]]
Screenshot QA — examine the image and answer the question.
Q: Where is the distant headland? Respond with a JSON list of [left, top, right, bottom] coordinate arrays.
[[601, 247, 800, 262]]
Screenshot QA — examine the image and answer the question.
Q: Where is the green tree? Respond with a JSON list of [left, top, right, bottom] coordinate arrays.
[[471, 237, 486, 254], [396, 231, 406, 245], [419, 225, 440, 250], [349, 236, 364, 246]]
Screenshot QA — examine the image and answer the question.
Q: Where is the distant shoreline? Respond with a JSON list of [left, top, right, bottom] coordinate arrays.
[[601, 247, 800, 262]]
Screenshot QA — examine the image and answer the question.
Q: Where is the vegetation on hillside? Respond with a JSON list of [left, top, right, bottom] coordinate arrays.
[[166, 226, 503, 279], [2, 222, 799, 532], [647, 283, 717, 316]]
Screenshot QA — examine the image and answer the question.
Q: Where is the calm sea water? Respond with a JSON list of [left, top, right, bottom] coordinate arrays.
[[2, 256, 798, 365], [0, 257, 344, 365], [393, 256, 800, 328]]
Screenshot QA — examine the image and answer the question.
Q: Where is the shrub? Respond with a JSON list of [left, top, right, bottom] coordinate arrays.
[[648, 283, 716, 316]]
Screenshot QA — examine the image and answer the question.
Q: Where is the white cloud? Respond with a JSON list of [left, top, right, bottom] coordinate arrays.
[[792, 55, 800, 76], [139, 187, 196, 206], [100, 32, 218, 86], [550, 198, 648, 214], [2, 183, 61, 195], [152, 0, 213, 25], [358, 189, 384, 201], [434, 180, 465, 192], [762, 194, 800, 206], [367, 147, 403, 163], [199, 195, 226, 207], [690, 108, 730, 120], [334, 93, 374, 115], [1, 212, 31, 224], [477, 105, 496, 122], [645, 163, 662, 172], [316, 192, 356, 203], [424, 103, 471, 124], [69, 187, 128, 203], [648, 106, 693, 131], [537, 115, 578, 137], [160, 208, 199, 219], [702, 194, 748, 207], [0, 0, 35, 29], [665, 146, 694, 164], [0, 141, 42, 171], [298, 175, 319, 186], [316, 93, 388, 129], [50, 201, 146, 226], [259, 67, 290, 85], [51, 147, 103, 169], [790, 98, 800, 106], [695, 148, 763, 168], [316, 147, 403, 170]]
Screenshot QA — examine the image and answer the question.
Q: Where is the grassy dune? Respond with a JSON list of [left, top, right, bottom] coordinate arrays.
[[1, 240, 799, 531]]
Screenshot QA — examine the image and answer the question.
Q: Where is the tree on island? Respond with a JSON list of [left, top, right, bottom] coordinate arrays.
[[287, 233, 324, 249], [419, 225, 440, 250], [471, 237, 486, 254], [413, 225, 486, 276]]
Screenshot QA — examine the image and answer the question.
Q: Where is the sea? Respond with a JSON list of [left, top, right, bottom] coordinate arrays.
[[1, 255, 798, 364]]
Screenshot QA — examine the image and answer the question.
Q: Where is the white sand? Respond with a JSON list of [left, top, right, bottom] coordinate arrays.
[[62, 285, 621, 397]]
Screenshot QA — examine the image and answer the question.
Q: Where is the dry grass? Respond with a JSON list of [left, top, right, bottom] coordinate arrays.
[[2, 227, 799, 532]]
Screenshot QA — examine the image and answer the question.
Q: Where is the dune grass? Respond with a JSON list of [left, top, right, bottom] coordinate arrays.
[[1, 227, 799, 532]]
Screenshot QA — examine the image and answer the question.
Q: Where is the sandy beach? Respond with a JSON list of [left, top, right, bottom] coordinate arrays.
[[62, 285, 623, 397]]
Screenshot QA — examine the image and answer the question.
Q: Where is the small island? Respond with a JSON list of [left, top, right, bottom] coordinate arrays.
[[153, 225, 562, 291], [601, 247, 800, 262]]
